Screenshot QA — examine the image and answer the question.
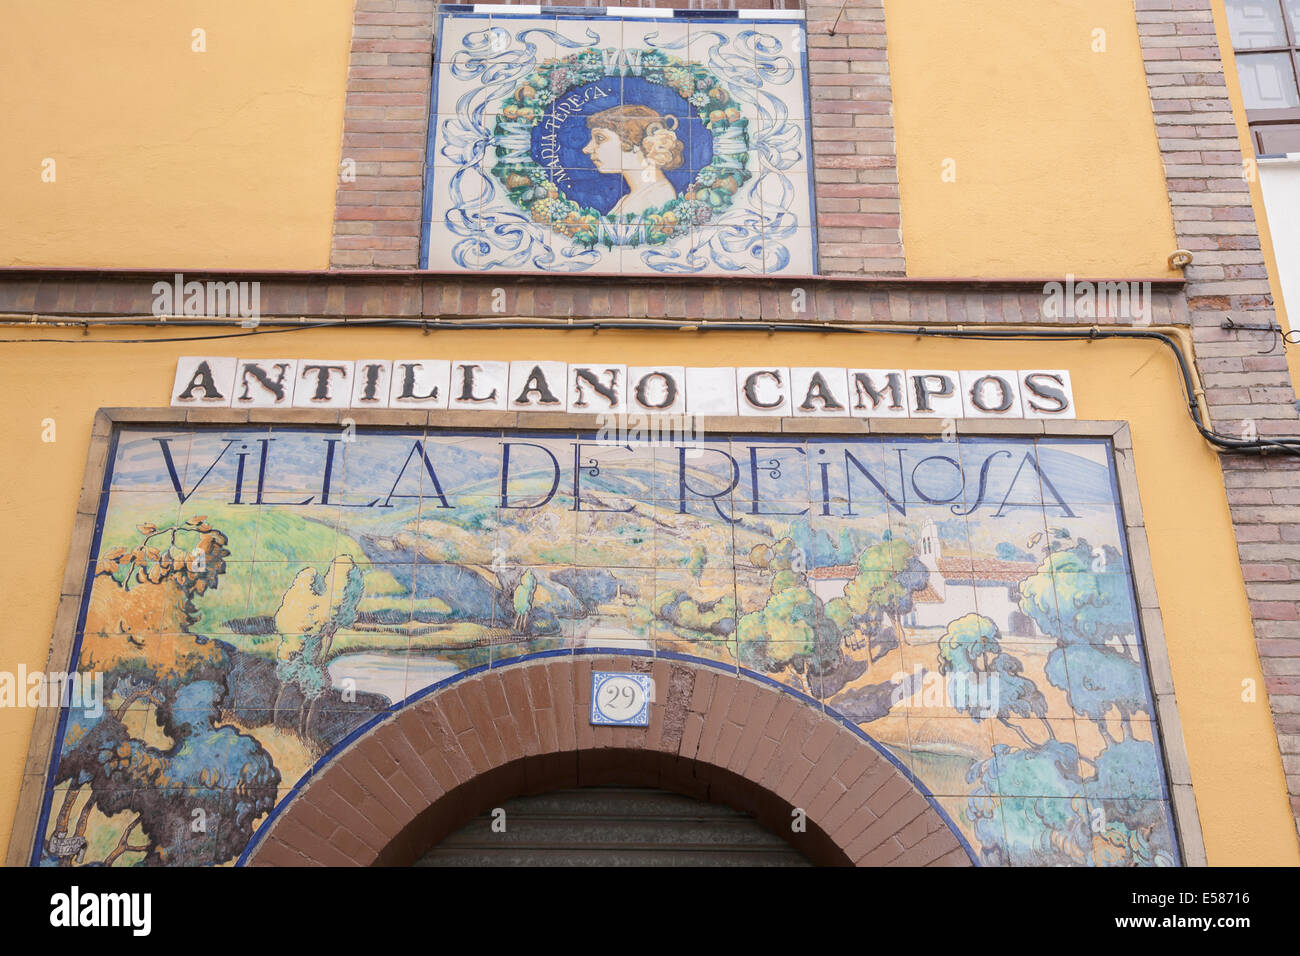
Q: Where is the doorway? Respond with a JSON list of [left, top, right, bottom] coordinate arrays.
[[414, 786, 812, 866]]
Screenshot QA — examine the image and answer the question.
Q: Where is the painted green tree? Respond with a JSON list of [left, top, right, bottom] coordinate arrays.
[[1020, 541, 1148, 739], [959, 538, 1172, 866], [825, 538, 928, 661], [654, 589, 735, 639], [513, 569, 538, 630], [688, 544, 708, 583], [937, 612, 1052, 747], [737, 538, 862, 698], [272, 556, 366, 738]]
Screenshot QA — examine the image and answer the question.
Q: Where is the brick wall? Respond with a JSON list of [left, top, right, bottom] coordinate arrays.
[[331, 0, 437, 268], [1136, 0, 1300, 836], [0, 272, 1190, 324], [247, 655, 972, 867], [330, 0, 905, 273], [806, 0, 904, 274]]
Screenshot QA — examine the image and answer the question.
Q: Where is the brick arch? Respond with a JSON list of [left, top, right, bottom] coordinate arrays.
[[243, 653, 975, 867]]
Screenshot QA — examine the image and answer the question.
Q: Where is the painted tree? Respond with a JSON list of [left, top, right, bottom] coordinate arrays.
[[936, 612, 1052, 747], [688, 544, 708, 583], [48, 516, 280, 866], [1087, 735, 1176, 866], [737, 584, 843, 693], [826, 538, 928, 661], [272, 556, 366, 737], [513, 568, 538, 630], [78, 517, 231, 685], [954, 536, 1173, 867], [54, 681, 280, 865], [737, 539, 861, 698], [1021, 541, 1136, 645], [966, 740, 1092, 866], [48, 707, 126, 866], [1019, 540, 1149, 740], [654, 590, 735, 639], [967, 734, 1174, 867], [749, 537, 803, 575]]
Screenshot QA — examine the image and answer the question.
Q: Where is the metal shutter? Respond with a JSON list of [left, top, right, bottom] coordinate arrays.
[[414, 786, 811, 866]]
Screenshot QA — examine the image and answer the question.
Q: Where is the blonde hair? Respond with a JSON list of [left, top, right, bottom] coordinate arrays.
[[586, 105, 685, 171]]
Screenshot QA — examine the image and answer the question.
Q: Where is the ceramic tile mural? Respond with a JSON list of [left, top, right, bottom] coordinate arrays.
[[422, 10, 816, 274], [36, 426, 1178, 866]]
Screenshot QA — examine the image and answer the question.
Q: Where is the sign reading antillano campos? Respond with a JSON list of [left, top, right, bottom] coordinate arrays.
[[171, 358, 1076, 420]]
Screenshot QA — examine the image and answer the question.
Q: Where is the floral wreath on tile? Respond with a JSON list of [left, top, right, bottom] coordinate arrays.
[[437, 23, 807, 274], [488, 49, 752, 249]]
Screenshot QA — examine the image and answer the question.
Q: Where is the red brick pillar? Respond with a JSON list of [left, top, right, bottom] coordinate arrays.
[[330, 0, 437, 268], [1136, 0, 1300, 836], [806, 0, 906, 274]]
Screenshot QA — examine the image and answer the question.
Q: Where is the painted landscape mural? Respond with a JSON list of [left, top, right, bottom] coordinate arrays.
[[36, 425, 1178, 866]]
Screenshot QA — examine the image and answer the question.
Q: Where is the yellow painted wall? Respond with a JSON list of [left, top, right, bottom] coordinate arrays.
[[2, 0, 1188, 281], [885, 0, 1182, 280], [0, 0, 1294, 866], [1210, 0, 1300, 396], [0, 0, 354, 269], [0, 326, 1296, 865]]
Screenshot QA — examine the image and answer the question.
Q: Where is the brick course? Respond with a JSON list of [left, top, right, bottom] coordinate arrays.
[[0, 271, 1189, 324]]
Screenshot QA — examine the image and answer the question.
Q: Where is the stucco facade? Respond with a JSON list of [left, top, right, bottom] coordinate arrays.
[[1, 0, 1298, 867]]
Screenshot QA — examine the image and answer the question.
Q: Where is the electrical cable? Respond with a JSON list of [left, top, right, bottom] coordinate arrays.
[[1, 315, 1297, 457], [0, 323, 339, 345]]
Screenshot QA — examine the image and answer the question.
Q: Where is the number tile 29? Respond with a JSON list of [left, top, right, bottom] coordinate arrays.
[[590, 672, 652, 727]]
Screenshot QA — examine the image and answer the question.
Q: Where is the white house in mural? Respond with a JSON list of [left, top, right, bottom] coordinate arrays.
[[810, 520, 1040, 637]]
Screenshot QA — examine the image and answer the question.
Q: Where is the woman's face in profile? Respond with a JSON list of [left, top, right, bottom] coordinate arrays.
[[583, 126, 628, 173]]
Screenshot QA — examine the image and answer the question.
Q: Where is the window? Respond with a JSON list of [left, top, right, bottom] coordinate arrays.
[[1227, 0, 1300, 153]]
